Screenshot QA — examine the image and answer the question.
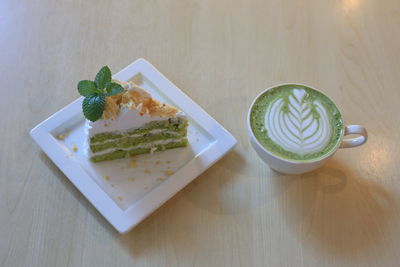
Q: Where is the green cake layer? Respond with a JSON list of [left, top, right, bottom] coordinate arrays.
[[91, 139, 188, 162], [89, 118, 189, 162]]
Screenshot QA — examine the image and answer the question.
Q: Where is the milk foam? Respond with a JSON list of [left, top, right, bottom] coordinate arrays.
[[264, 89, 332, 155]]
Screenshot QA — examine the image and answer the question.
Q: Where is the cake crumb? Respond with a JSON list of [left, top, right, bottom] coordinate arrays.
[[104, 176, 110, 181], [130, 159, 137, 168], [57, 134, 65, 140], [157, 177, 164, 182], [164, 170, 174, 176], [111, 184, 115, 187], [127, 177, 135, 182], [144, 169, 152, 174], [155, 161, 162, 166], [72, 145, 78, 152], [167, 160, 172, 164], [56, 130, 70, 140], [117, 196, 123, 201]]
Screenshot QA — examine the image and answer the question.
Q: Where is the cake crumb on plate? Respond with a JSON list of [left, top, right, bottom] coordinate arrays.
[[130, 159, 137, 168], [72, 145, 78, 152], [164, 170, 174, 176], [104, 176, 110, 181], [56, 129, 70, 140]]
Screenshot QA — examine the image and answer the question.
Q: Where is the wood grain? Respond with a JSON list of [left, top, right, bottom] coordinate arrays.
[[1, 0, 400, 266]]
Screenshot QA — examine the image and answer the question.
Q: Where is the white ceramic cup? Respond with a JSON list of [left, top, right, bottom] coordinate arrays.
[[247, 84, 368, 175]]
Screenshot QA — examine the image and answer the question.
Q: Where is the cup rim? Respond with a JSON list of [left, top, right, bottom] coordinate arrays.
[[247, 83, 345, 164]]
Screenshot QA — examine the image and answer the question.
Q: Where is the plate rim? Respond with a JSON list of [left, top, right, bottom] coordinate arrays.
[[30, 58, 237, 233]]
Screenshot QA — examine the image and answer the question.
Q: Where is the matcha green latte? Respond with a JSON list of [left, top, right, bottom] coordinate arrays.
[[250, 84, 344, 162]]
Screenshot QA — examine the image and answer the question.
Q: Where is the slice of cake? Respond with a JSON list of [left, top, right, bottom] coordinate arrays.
[[78, 66, 188, 162]]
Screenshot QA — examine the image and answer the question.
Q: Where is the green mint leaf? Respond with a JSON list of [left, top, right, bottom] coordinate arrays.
[[95, 66, 111, 89], [106, 82, 124, 96], [82, 94, 106, 122], [77, 80, 96, 96]]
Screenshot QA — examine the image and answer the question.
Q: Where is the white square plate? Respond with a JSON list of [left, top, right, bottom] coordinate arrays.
[[30, 58, 237, 233]]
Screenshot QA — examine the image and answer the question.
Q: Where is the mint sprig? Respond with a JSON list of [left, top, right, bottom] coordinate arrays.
[[95, 66, 112, 89], [77, 80, 96, 96], [83, 94, 106, 122], [77, 66, 124, 122], [107, 82, 124, 96]]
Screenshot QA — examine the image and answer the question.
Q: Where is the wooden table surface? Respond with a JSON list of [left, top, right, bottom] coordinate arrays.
[[1, 0, 400, 266]]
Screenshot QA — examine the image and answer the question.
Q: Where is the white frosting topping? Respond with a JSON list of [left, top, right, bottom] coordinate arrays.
[[264, 88, 332, 155]]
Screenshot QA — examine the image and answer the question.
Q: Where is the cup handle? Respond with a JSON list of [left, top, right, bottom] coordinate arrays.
[[340, 125, 368, 148]]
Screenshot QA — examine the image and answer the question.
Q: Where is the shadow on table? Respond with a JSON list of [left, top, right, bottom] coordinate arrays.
[[181, 149, 252, 214], [115, 149, 247, 257], [271, 159, 397, 259]]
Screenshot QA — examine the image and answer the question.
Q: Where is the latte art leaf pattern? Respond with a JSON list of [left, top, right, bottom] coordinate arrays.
[[264, 89, 331, 155]]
